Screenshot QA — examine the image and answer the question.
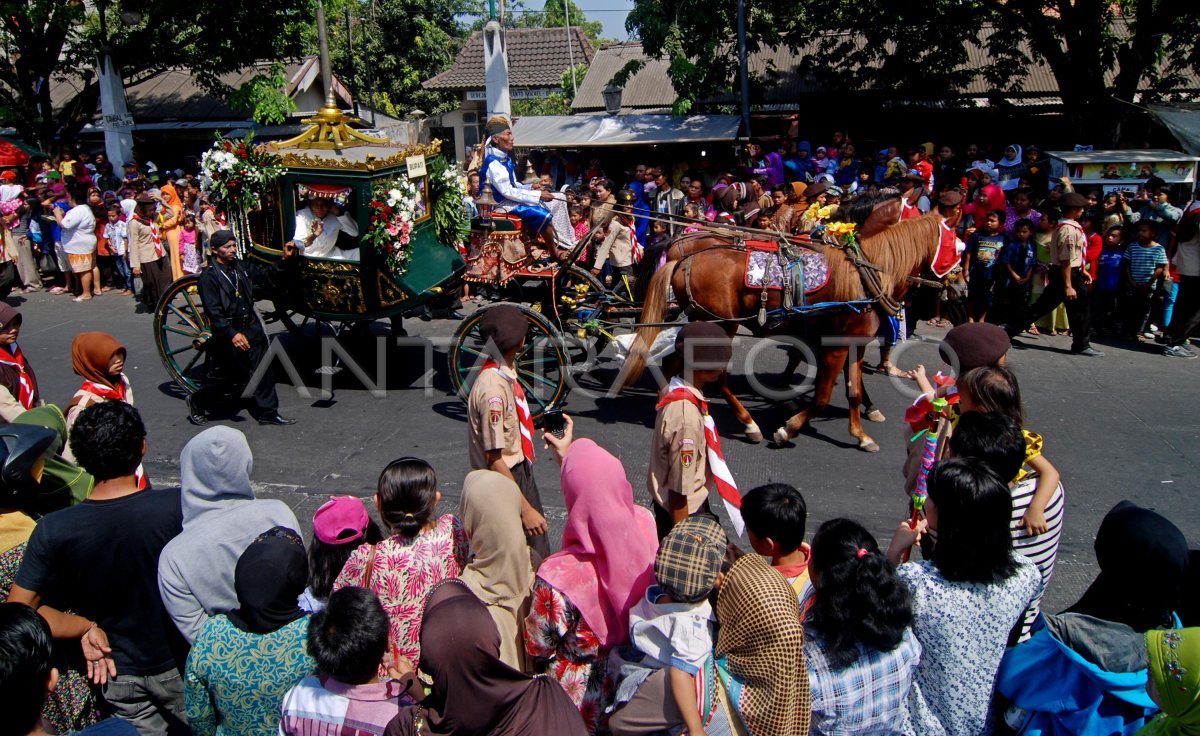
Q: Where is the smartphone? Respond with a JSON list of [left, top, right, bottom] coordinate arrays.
[[542, 408, 566, 439]]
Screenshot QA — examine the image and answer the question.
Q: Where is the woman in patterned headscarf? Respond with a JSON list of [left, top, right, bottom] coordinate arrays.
[[1141, 628, 1200, 735], [713, 553, 811, 735]]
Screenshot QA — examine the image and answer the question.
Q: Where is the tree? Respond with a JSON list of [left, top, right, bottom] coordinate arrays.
[[512, 62, 588, 116], [626, 0, 1200, 143], [516, 0, 604, 44], [330, 0, 472, 119], [0, 0, 315, 150]]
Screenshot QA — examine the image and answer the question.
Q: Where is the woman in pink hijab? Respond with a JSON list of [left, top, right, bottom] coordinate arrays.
[[524, 424, 658, 735]]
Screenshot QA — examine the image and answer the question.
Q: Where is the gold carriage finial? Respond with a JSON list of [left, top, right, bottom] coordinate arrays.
[[269, 0, 388, 151]]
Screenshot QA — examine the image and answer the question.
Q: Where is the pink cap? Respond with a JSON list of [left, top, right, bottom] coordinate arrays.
[[312, 496, 369, 545]]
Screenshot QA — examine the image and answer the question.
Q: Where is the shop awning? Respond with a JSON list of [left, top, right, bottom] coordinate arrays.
[[1150, 104, 1200, 157], [510, 114, 741, 148], [0, 136, 49, 167]]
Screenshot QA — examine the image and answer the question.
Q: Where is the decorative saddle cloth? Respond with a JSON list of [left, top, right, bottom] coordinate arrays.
[[743, 240, 831, 297]]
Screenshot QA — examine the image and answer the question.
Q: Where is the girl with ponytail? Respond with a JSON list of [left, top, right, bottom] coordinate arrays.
[[803, 518, 923, 734], [331, 457, 469, 667]]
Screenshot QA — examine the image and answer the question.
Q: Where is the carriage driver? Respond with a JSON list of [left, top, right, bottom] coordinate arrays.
[[478, 115, 560, 254]]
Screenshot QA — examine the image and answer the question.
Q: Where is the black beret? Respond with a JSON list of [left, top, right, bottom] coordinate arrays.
[[208, 230, 236, 249], [1060, 192, 1089, 209], [479, 304, 528, 353], [941, 322, 1010, 372], [673, 321, 732, 368], [804, 181, 829, 198], [937, 190, 964, 207]]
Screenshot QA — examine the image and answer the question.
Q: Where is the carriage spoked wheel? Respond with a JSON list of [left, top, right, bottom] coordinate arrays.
[[550, 264, 617, 370], [448, 303, 569, 422], [154, 274, 210, 394]]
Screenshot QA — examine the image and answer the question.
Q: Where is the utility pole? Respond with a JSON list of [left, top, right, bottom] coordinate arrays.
[[737, 0, 751, 138], [344, 4, 359, 118], [564, 0, 577, 98]]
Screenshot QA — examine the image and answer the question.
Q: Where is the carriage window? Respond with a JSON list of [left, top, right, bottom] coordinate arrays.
[[293, 183, 360, 261], [247, 183, 285, 251]]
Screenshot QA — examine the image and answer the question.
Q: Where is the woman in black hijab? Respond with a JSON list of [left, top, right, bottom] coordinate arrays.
[[1065, 500, 1190, 632], [386, 580, 586, 736], [183, 527, 315, 732]]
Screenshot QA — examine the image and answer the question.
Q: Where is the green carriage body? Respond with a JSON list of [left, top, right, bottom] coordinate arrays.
[[238, 141, 465, 322]]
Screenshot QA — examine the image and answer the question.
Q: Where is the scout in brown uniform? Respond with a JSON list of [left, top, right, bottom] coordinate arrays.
[[127, 193, 175, 311], [467, 304, 550, 557], [647, 322, 732, 539], [1006, 191, 1104, 356]]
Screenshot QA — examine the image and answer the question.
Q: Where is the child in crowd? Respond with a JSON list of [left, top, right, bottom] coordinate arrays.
[[803, 518, 921, 734], [741, 482, 812, 600], [331, 458, 469, 665], [1081, 214, 1103, 283], [1120, 220, 1168, 340], [812, 147, 833, 177], [681, 203, 704, 234], [300, 496, 383, 613], [964, 209, 1005, 323], [949, 410, 1064, 642], [615, 515, 727, 736], [570, 204, 589, 243], [997, 218, 1036, 327], [179, 213, 201, 275], [1092, 225, 1125, 331], [647, 219, 670, 272], [103, 204, 132, 294], [280, 587, 409, 735]]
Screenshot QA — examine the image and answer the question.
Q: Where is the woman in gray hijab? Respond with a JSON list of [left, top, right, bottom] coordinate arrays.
[[157, 425, 300, 643]]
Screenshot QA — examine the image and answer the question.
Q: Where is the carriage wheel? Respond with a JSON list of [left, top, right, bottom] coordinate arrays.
[[154, 274, 210, 394], [448, 303, 569, 421], [550, 264, 615, 367]]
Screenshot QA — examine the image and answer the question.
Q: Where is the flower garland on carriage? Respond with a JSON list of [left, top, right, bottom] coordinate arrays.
[[365, 157, 470, 276], [199, 132, 284, 213]]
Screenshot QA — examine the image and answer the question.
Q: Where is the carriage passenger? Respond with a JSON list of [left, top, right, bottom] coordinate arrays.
[[294, 193, 360, 261]]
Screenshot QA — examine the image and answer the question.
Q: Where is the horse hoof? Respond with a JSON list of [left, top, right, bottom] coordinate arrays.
[[773, 427, 791, 445], [860, 439, 881, 453], [745, 422, 763, 444], [865, 408, 886, 423]]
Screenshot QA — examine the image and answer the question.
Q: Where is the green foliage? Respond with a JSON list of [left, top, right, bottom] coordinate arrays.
[[0, 0, 315, 150], [428, 155, 471, 246], [329, 0, 472, 118], [516, 0, 604, 43], [512, 62, 588, 116], [227, 64, 297, 126], [625, 0, 1200, 143]]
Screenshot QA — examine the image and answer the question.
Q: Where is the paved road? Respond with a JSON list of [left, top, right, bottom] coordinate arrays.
[[15, 286, 1199, 613]]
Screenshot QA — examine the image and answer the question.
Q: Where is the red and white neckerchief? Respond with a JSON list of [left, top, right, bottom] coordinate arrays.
[[135, 214, 163, 257], [77, 377, 147, 490], [656, 377, 744, 536], [627, 220, 644, 264], [0, 344, 35, 409], [78, 373, 130, 403], [482, 360, 535, 463]]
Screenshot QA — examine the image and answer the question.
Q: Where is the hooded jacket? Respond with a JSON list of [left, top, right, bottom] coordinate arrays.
[[157, 426, 300, 643]]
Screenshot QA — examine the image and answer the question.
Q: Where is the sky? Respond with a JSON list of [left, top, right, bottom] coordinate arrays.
[[521, 0, 634, 41]]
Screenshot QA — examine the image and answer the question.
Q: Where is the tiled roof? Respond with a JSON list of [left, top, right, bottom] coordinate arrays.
[[423, 27, 595, 90], [52, 57, 352, 121], [573, 32, 1198, 113]]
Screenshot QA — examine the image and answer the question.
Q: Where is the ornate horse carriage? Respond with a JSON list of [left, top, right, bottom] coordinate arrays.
[[153, 102, 470, 393]]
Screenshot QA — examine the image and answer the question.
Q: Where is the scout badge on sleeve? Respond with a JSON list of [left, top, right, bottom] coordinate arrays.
[[679, 438, 695, 469], [488, 396, 504, 427]]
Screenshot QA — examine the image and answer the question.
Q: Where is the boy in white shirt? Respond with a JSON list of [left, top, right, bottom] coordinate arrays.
[[104, 204, 132, 294]]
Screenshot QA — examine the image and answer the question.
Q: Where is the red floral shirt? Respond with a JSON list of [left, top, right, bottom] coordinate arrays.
[[333, 514, 469, 666], [525, 579, 612, 735]]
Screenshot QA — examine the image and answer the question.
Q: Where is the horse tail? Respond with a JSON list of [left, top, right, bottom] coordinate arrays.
[[619, 264, 674, 390]]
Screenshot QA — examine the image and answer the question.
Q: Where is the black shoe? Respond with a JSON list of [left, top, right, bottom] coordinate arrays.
[[1071, 347, 1105, 357], [186, 396, 208, 426], [417, 306, 433, 322], [256, 411, 297, 426], [442, 310, 465, 320]]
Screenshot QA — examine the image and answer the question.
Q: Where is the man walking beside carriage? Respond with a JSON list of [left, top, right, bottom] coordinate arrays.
[[187, 230, 300, 426]]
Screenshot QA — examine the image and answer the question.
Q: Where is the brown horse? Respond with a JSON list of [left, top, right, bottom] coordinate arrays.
[[621, 214, 945, 451]]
